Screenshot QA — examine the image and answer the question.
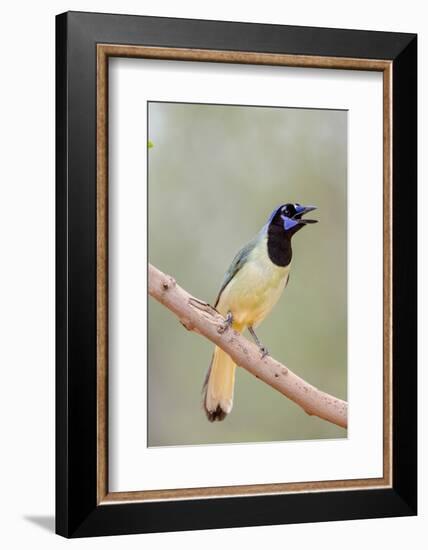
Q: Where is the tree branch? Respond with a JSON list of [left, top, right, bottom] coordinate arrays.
[[148, 263, 347, 429]]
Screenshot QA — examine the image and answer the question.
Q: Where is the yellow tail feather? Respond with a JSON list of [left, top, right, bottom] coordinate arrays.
[[203, 346, 236, 422]]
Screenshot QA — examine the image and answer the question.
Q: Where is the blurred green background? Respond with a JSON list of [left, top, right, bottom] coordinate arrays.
[[148, 102, 347, 446]]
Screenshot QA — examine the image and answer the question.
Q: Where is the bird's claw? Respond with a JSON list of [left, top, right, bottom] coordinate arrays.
[[260, 346, 269, 359], [218, 311, 233, 334]]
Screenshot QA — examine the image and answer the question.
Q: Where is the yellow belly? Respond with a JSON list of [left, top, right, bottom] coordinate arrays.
[[217, 240, 290, 330]]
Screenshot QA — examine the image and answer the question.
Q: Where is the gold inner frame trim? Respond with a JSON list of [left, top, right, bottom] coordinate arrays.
[[96, 44, 393, 505]]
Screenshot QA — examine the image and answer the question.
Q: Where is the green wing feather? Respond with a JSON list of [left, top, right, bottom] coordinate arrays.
[[214, 236, 259, 308]]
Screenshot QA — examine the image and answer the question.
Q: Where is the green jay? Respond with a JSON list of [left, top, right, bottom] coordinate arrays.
[[203, 203, 317, 421]]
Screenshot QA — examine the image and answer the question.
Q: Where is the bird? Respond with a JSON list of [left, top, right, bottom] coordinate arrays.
[[202, 203, 318, 422]]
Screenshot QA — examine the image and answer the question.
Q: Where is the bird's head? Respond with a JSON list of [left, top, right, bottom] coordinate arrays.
[[268, 203, 318, 237]]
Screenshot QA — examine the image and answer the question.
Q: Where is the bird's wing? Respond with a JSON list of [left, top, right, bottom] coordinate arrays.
[[214, 236, 259, 308]]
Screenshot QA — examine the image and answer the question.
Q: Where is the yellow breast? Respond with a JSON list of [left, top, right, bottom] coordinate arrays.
[[217, 237, 290, 330]]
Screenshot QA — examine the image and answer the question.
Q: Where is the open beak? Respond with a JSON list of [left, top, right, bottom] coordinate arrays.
[[293, 205, 318, 224]]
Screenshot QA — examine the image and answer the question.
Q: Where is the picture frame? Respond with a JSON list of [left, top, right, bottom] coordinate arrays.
[[56, 11, 417, 538]]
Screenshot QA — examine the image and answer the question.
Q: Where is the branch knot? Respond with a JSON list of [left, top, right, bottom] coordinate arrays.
[[161, 276, 176, 291]]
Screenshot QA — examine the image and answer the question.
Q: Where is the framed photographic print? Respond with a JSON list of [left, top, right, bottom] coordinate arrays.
[[56, 11, 417, 538]]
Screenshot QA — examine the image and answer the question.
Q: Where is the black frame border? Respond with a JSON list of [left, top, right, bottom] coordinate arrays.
[[56, 11, 417, 538]]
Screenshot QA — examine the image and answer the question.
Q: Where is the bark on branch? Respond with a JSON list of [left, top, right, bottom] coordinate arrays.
[[148, 263, 347, 429]]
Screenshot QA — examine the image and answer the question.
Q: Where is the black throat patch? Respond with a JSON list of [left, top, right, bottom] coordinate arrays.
[[267, 224, 292, 267]]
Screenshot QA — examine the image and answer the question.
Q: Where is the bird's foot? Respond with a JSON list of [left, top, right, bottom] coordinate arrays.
[[218, 311, 233, 334], [248, 326, 269, 358], [260, 346, 269, 359]]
